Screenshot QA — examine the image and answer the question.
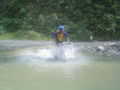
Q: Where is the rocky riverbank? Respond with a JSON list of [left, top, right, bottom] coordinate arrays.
[[75, 41, 120, 55]]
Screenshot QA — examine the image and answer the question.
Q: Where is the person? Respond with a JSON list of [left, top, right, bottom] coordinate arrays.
[[53, 26, 69, 46]]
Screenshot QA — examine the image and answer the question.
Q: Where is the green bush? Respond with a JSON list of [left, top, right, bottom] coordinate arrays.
[[0, 0, 120, 41], [1, 18, 22, 32], [0, 26, 6, 34]]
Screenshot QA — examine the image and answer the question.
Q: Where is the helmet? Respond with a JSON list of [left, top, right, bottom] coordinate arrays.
[[58, 26, 64, 30]]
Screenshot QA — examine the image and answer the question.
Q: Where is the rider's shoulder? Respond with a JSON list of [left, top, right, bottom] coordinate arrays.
[[54, 32, 59, 34]]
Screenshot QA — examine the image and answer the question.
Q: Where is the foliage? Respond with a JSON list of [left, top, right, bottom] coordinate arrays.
[[0, 18, 22, 32], [0, 0, 120, 40], [0, 26, 6, 34]]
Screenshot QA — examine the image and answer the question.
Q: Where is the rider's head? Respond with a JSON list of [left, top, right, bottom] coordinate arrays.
[[58, 26, 64, 33]]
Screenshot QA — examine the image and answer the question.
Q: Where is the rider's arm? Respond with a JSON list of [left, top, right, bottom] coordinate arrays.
[[64, 32, 69, 42]]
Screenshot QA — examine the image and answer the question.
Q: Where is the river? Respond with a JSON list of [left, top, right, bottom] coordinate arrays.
[[0, 42, 120, 90]]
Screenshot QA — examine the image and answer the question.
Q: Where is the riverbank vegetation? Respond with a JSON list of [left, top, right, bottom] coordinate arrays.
[[0, 30, 49, 40], [0, 0, 120, 41]]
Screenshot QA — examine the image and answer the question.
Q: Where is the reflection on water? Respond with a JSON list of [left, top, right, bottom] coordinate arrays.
[[0, 45, 120, 90]]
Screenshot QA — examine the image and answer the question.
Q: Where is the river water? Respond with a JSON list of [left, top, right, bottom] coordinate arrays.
[[0, 45, 120, 90]]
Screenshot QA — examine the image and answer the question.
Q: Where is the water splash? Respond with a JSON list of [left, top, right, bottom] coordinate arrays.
[[36, 49, 54, 58], [16, 43, 90, 67]]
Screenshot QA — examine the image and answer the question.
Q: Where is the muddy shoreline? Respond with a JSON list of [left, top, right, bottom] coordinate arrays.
[[0, 40, 120, 55]]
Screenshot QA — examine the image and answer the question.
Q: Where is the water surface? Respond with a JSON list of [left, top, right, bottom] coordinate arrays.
[[0, 46, 120, 90]]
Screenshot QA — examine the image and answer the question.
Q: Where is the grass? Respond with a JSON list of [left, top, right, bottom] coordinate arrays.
[[0, 33, 15, 40], [0, 30, 50, 40]]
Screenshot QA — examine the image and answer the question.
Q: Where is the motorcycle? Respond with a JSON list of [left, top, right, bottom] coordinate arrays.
[[52, 41, 74, 60]]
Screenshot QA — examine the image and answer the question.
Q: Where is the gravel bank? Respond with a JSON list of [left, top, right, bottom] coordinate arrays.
[[0, 40, 120, 55]]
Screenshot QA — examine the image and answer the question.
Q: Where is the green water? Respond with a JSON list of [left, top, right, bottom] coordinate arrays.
[[0, 47, 120, 90]]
